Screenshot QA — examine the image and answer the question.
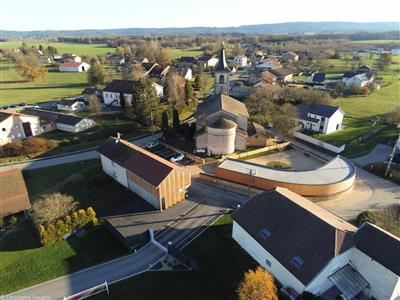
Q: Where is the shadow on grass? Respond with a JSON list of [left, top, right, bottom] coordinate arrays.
[[0, 219, 41, 251], [0, 83, 87, 91]]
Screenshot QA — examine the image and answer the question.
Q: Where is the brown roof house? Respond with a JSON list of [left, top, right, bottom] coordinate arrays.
[[247, 121, 273, 148], [98, 137, 191, 210], [0, 169, 31, 218], [232, 187, 400, 299]]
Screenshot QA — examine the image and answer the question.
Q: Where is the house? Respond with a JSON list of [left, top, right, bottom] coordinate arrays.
[[233, 55, 248, 67], [195, 93, 249, 155], [229, 80, 252, 99], [148, 65, 170, 78], [62, 53, 81, 63], [107, 54, 125, 65], [102, 79, 164, 107], [197, 54, 219, 69], [342, 71, 375, 88], [254, 50, 265, 64], [281, 51, 299, 62], [21, 108, 95, 133], [255, 58, 281, 70], [260, 70, 278, 84], [268, 68, 293, 82], [307, 72, 326, 84], [56, 99, 86, 112], [0, 111, 42, 145], [0, 169, 31, 219], [59, 62, 90, 72], [392, 48, 400, 55], [141, 62, 159, 76], [247, 121, 272, 147], [98, 137, 191, 210], [171, 67, 192, 80], [297, 103, 344, 134], [175, 56, 197, 68], [232, 187, 400, 299], [357, 65, 373, 73]]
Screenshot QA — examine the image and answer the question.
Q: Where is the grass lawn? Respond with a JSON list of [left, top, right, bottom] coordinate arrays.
[[0, 220, 128, 294], [92, 214, 258, 300], [0, 40, 114, 56], [0, 60, 87, 105], [266, 161, 292, 169], [169, 47, 203, 60]]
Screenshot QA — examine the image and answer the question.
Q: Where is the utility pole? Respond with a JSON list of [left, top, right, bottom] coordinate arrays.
[[385, 133, 400, 177], [248, 169, 256, 197]]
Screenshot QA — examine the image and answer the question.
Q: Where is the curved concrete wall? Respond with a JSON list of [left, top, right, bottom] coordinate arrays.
[[215, 157, 356, 197], [207, 125, 236, 155]]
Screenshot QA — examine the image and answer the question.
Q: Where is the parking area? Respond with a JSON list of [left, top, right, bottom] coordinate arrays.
[[146, 143, 192, 166]]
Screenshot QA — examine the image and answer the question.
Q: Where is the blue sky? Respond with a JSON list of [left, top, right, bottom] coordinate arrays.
[[1, 0, 399, 31]]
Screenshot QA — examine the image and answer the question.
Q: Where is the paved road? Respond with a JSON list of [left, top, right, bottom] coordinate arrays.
[[0, 133, 162, 171], [8, 181, 246, 299], [351, 143, 392, 166]]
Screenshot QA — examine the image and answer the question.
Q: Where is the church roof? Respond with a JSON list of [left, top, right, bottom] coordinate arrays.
[[214, 42, 231, 73], [196, 93, 249, 119]]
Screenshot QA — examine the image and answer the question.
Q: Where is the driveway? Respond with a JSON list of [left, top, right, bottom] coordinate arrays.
[[351, 144, 392, 166]]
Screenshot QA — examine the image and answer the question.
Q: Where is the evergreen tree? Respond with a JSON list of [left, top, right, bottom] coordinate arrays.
[[133, 78, 162, 124], [161, 111, 169, 137], [87, 63, 105, 86], [185, 80, 193, 102], [172, 108, 180, 131]]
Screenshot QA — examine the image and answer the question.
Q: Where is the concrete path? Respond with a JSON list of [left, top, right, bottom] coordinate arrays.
[[0, 133, 162, 171], [351, 144, 392, 166]]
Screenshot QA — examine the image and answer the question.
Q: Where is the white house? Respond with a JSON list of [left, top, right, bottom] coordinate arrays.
[[297, 103, 344, 134], [172, 67, 192, 80], [232, 187, 400, 300], [197, 54, 219, 69], [0, 111, 42, 145], [233, 55, 248, 67], [59, 62, 91, 72], [102, 79, 164, 107], [255, 58, 281, 69], [62, 54, 81, 63], [21, 108, 95, 133], [392, 48, 400, 55], [342, 72, 375, 88], [281, 51, 299, 62], [56, 99, 86, 112]]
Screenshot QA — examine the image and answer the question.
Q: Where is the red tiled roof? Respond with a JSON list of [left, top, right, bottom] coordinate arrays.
[[60, 62, 83, 67]]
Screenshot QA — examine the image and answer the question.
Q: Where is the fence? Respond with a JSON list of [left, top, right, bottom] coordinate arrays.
[[226, 142, 290, 160], [293, 131, 345, 154]]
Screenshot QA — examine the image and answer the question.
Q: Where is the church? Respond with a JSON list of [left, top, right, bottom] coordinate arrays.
[[195, 43, 252, 156]]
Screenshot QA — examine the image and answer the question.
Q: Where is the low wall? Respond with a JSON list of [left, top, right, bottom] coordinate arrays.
[[159, 141, 205, 165], [294, 131, 345, 154], [227, 142, 290, 160]]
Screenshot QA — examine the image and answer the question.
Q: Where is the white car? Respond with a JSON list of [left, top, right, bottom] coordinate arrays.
[[170, 153, 185, 163], [146, 141, 159, 149]]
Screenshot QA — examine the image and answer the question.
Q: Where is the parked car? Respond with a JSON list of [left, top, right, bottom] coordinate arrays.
[[170, 153, 185, 163], [146, 141, 159, 149], [9, 104, 17, 108], [33, 105, 40, 109], [2, 106, 9, 110], [18, 102, 27, 107]]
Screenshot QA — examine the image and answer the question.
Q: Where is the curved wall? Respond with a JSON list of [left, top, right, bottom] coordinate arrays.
[[207, 125, 236, 155]]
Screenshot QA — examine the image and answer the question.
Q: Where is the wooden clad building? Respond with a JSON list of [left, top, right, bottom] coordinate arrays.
[[98, 137, 191, 210]]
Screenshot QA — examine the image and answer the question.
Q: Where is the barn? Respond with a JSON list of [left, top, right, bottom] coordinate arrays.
[[98, 137, 191, 210]]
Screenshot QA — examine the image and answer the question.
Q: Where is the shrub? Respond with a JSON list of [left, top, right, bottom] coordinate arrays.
[[0, 137, 54, 158], [10, 215, 18, 227], [356, 210, 378, 226]]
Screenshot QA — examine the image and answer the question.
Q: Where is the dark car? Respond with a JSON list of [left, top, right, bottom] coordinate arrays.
[[9, 104, 17, 108], [18, 102, 27, 107]]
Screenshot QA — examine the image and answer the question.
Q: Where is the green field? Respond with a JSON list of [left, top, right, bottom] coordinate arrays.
[[0, 221, 128, 294], [93, 214, 257, 300], [169, 47, 203, 59], [0, 60, 87, 105], [0, 40, 114, 56], [350, 40, 400, 44]]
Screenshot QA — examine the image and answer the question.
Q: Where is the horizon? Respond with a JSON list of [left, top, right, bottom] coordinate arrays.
[[1, 0, 399, 31]]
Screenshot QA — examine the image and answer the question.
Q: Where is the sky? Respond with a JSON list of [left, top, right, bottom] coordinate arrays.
[[1, 0, 399, 31]]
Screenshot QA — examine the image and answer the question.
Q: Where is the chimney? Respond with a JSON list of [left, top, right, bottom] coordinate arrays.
[[116, 132, 121, 143]]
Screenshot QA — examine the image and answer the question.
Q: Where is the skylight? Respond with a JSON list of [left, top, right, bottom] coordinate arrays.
[[259, 228, 272, 239], [291, 255, 305, 268]]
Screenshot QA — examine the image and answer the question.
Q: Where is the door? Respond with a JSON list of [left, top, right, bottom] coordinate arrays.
[[22, 122, 33, 137]]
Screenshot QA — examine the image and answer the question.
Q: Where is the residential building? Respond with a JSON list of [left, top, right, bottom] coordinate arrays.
[[81, 87, 102, 102], [62, 53, 81, 63], [195, 93, 249, 155], [233, 55, 248, 67], [342, 71, 375, 88], [268, 68, 293, 82], [21, 108, 95, 133], [281, 51, 299, 62], [232, 187, 400, 299], [255, 58, 281, 70], [98, 137, 191, 210], [0, 169, 31, 218], [141, 62, 160, 76], [247, 121, 271, 148], [59, 62, 90, 72], [197, 54, 219, 69], [102, 79, 164, 107], [171, 67, 192, 80], [0, 111, 42, 145], [392, 48, 400, 55], [214, 42, 231, 95], [175, 56, 197, 68], [148, 65, 171, 78], [297, 103, 344, 134], [307, 72, 326, 84], [107, 54, 125, 65], [56, 99, 86, 112], [260, 70, 278, 84]]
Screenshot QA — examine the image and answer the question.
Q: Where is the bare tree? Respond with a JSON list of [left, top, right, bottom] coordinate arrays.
[[31, 193, 78, 226]]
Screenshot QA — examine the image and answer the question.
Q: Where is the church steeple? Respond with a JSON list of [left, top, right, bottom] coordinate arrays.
[[214, 42, 230, 95]]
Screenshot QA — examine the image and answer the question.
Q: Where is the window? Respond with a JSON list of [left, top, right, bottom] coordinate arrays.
[[259, 228, 272, 239], [11, 134, 15, 139], [265, 258, 272, 267], [321, 117, 325, 121], [219, 74, 225, 84], [2, 128, 5, 132], [111, 161, 116, 167], [291, 255, 304, 268], [15, 124, 19, 129], [17, 133, 21, 137], [319, 125, 323, 130]]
